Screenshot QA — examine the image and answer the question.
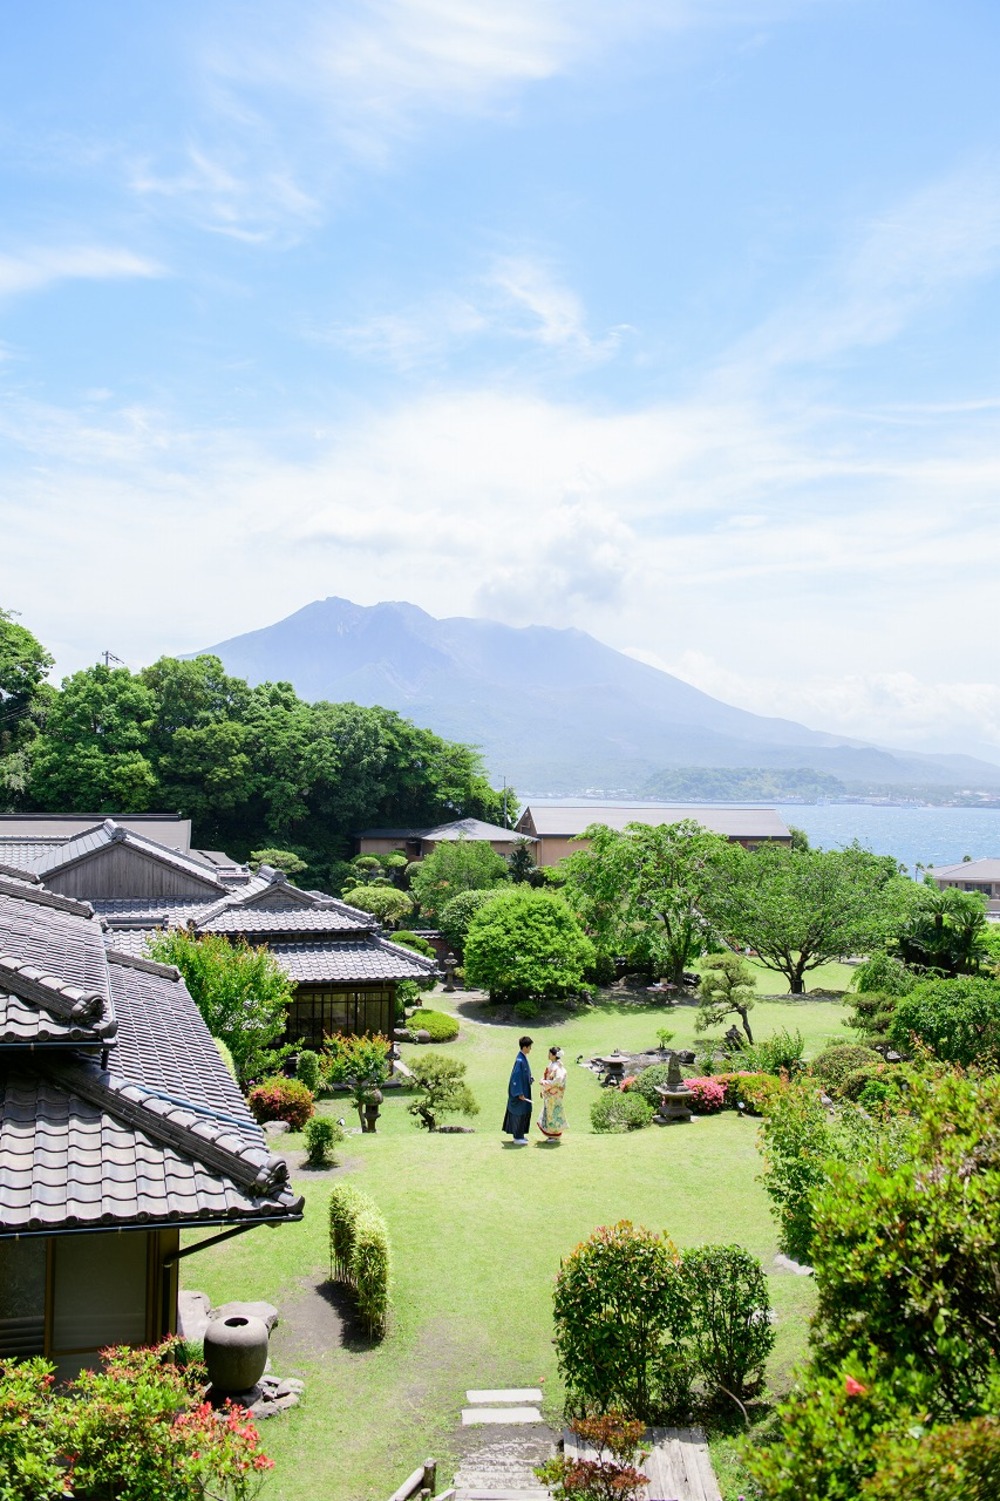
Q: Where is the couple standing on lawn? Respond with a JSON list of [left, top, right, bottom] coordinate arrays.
[[502, 1035, 568, 1144]]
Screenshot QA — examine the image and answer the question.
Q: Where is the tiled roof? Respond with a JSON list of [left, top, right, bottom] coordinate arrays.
[[271, 937, 438, 984], [92, 898, 210, 926], [29, 820, 228, 892], [423, 818, 529, 842], [198, 906, 374, 937], [0, 882, 303, 1234], [927, 858, 1000, 882], [0, 838, 74, 871], [0, 1069, 299, 1232], [517, 803, 791, 839]]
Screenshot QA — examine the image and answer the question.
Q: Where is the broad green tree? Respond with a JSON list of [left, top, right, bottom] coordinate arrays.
[[409, 838, 509, 922], [704, 841, 906, 995], [147, 929, 293, 1086], [464, 888, 594, 1005], [0, 607, 53, 805], [29, 664, 158, 811], [561, 820, 729, 985], [889, 974, 1000, 1067], [341, 884, 415, 928]]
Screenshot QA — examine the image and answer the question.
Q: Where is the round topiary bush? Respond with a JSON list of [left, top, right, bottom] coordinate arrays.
[[248, 1076, 315, 1130], [407, 1008, 459, 1042], [809, 1044, 884, 1097], [629, 1063, 674, 1107], [591, 1091, 655, 1134], [684, 1076, 726, 1114]]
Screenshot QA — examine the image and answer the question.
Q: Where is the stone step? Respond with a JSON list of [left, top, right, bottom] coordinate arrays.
[[466, 1389, 543, 1405], [454, 1491, 551, 1501], [461, 1408, 543, 1426]]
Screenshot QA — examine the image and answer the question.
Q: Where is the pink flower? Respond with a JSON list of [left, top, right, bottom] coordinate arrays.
[[844, 1376, 868, 1397]]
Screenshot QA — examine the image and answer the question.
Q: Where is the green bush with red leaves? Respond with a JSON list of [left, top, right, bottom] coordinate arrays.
[[0, 1340, 272, 1501], [247, 1075, 314, 1130]]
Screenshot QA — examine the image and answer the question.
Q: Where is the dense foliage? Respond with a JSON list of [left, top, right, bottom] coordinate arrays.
[[0, 1341, 272, 1501], [464, 888, 595, 1007], [319, 1034, 392, 1126], [560, 820, 729, 985], [408, 838, 509, 922], [535, 1413, 649, 1501], [888, 974, 1000, 1066], [303, 1115, 343, 1168], [1, 622, 509, 888], [553, 1221, 690, 1421], [704, 841, 906, 994], [681, 1244, 775, 1401], [438, 886, 506, 954], [893, 883, 989, 976], [748, 1073, 1000, 1498], [147, 929, 293, 1087]]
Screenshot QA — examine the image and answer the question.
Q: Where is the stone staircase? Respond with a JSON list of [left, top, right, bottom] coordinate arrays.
[[452, 1388, 555, 1501]]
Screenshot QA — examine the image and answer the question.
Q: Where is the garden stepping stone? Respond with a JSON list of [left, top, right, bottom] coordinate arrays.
[[467, 1390, 543, 1405], [462, 1408, 543, 1426]]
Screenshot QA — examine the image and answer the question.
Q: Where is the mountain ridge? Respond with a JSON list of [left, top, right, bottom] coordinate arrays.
[[192, 597, 1000, 794]]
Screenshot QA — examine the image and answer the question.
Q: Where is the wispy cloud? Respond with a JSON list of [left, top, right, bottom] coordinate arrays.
[[735, 160, 1000, 370], [0, 246, 163, 300], [328, 254, 626, 370]]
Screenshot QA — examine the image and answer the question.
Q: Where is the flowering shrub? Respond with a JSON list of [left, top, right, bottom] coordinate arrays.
[[536, 1413, 649, 1501], [683, 1076, 726, 1113], [721, 1070, 785, 1115], [0, 1340, 273, 1501], [247, 1075, 314, 1130]]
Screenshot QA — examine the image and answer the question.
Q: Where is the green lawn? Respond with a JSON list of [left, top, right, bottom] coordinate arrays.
[[184, 991, 852, 1501]]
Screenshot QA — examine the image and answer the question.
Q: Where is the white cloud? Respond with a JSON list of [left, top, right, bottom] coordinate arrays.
[[0, 246, 163, 299], [327, 254, 626, 369], [735, 160, 1000, 370]]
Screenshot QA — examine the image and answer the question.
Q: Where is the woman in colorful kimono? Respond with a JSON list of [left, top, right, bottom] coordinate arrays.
[[538, 1046, 568, 1140]]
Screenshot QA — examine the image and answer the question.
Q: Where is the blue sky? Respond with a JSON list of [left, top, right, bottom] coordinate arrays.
[[4, 1, 1000, 761]]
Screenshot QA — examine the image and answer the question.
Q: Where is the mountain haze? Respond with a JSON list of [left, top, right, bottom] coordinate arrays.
[[193, 598, 1000, 794]]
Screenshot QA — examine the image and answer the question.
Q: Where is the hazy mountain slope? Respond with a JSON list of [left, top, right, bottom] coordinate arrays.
[[194, 597, 1000, 792]]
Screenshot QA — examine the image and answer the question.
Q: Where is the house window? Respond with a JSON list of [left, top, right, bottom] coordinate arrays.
[[51, 1232, 149, 1361], [287, 987, 393, 1047], [0, 1238, 46, 1357]]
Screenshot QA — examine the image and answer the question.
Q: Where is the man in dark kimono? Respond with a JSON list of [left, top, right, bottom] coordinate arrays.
[[503, 1035, 534, 1145]]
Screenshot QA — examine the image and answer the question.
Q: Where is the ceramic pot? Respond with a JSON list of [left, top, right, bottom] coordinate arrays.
[[203, 1314, 269, 1393]]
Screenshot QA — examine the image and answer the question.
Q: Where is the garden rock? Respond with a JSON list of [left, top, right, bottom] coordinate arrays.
[[210, 1299, 280, 1333], [413, 1028, 431, 1043], [263, 1120, 290, 1138]]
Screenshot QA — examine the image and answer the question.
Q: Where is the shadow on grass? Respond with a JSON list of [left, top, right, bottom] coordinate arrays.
[[311, 1278, 383, 1353]]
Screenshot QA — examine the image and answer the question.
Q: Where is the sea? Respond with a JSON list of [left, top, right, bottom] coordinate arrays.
[[776, 804, 1000, 879], [524, 799, 1000, 879]]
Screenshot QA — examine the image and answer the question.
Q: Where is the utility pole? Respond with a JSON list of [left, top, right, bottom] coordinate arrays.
[[101, 651, 124, 668], [502, 780, 509, 829]]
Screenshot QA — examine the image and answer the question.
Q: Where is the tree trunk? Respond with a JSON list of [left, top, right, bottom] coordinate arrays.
[[737, 1007, 754, 1045]]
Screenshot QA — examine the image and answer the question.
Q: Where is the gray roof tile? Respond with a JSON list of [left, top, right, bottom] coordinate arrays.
[[271, 937, 438, 983], [29, 820, 228, 892]]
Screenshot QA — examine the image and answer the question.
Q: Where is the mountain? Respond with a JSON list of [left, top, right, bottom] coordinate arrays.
[[192, 597, 1000, 794]]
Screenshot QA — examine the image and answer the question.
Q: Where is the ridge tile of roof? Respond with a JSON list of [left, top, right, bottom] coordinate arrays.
[[29, 820, 228, 892]]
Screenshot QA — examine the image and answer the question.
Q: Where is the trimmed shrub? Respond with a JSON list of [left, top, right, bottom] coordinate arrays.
[[406, 1053, 479, 1130], [554, 1221, 690, 1421], [248, 1075, 314, 1131], [840, 1062, 890, 1102], [392, 930, 437, 959], [295, 1048, 321, 1092], [303, 1115, 343, 1168], [213, 1036, 237, 1080], [629, 1062, 674, 1108], [853, 951, 916, 996], [684, 1076, 726, 1114], [591, 1091, 655, 1134], [438, 887, 505, 953], [681, 1244, 775, 1400], [327, 1183, 392, 1339], [408, 1008, 459, 1042]]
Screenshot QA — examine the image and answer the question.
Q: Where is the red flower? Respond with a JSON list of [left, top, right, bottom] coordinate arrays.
[[844, 1376, 868, 1397]]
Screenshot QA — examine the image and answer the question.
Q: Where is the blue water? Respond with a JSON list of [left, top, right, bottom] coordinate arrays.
[[777, 805, 1000, 877]]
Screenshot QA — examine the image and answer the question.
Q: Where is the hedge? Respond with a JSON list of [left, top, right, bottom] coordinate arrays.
[[407, 1008, 459, 1042], [328, 1183, 392, 1339]]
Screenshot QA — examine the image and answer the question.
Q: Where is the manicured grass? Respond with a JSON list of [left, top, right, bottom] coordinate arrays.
[[183, 992, 843, 1501]]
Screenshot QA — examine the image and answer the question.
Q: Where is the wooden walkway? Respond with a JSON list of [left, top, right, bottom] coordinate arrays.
[[564, 1425, 721, 1501]]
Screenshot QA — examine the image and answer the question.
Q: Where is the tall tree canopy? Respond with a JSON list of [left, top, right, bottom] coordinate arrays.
[[704, 841, 907, 994], [0, 607, 54, 799], [560, 820, 730, 985], [5, 615, 510, 889]]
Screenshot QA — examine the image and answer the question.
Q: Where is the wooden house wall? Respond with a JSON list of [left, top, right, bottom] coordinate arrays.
[[45, 846, 222, 901]]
